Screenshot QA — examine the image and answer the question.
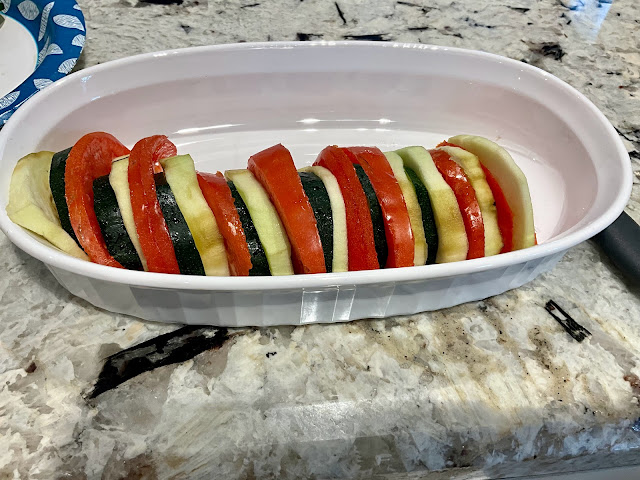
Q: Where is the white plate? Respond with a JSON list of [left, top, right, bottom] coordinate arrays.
[[0, 15, 38, 98], [0, 0, 86, 126], [0, 42, 631, 326]]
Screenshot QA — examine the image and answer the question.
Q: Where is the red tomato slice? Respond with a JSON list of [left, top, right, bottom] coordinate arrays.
[[128, 135, 180, 274], [439, 140, 514, 253], [346, 146, 414, 268], [65, 132, 130, 267], [314, 146, 378, 271], [197, 172, 253, 276], [481, 165, 514, 253], [248, 144, 325, 274], [430, 149, 485, 260]]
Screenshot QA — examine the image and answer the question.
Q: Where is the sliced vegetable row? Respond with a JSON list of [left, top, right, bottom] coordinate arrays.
[[7, 133, 536, 277]]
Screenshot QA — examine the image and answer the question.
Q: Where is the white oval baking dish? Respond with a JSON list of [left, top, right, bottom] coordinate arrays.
[[0, 42, 631, 326]]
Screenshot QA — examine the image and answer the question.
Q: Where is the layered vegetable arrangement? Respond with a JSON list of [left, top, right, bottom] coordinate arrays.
[[6, 133, 536, 276]]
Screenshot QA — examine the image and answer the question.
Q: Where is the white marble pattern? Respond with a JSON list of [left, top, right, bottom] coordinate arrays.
[[1, 0, 640, 478]]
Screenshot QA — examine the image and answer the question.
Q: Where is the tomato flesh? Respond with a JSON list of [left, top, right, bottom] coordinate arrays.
[[65, 132, 130, 267], [128, 135, 180, 274], [248, 144, 325, 274], [197, 172, 253, 276], [430, 149, 485, 260], [346, 146, 414, 268], [314, 146, 378, 271], [481, 165, 514, 253]]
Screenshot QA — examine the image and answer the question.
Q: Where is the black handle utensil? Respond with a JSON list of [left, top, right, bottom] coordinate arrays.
[[592, 211, 640, 285]]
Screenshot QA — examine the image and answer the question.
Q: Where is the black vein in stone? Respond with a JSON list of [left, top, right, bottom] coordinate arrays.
[[139, 0, 184, 5], [87, 326, 232, 398], [297, 32, 323, 41], [508, 6, 530, 13], [343, 34, 390, 41], [335, 2, 347, 25]]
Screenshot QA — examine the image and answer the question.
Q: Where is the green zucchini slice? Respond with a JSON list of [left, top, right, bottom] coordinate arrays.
[[300, 166, 348, 273], [353, 164, 387, 268], [161, 155, 229, 276], [49, 147, 80, 246], [396, 146, 468, 263], [225, 169, 293, 276], [227, 180, 270, 276], [109, 155, 148, 270], [404, 166, 438, 265], [298, 171, 333, 273], [7, 151, 88, 260], [384, 151, 428, 266], [154, 172, 205, 276], [93, 176, 144, 270]]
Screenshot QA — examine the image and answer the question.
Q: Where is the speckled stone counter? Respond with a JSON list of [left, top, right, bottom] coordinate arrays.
[[2, 0, 640, 478]]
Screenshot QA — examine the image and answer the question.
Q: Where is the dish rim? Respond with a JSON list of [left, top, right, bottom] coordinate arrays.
[[0, 0, 86, 126], [0, 41, 631, 291]]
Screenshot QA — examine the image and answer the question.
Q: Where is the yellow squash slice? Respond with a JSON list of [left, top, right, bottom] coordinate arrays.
[[161, 155, 230, 276], [448, 135, 535, 250], [6, 151, 88, 260], [225, 169, 293, 276], [437, 145, 503, 256]]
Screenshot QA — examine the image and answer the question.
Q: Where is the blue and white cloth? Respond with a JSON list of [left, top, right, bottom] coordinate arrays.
[[0, 0, 85, 126]]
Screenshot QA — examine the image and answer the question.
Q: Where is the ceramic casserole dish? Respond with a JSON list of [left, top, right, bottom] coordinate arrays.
[[0, 42, 631, 326]]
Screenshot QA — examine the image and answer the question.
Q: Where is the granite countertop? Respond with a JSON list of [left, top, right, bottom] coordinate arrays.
[[2, 0, 640, 478]]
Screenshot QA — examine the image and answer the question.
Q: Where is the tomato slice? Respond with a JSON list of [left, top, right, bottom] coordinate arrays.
[[439, 140, 514, 254], [430, 149, 485, 260], [197, 172, 253, 276], [481, 164, 514, 253], [128, 135, 180, 274], [346, 147, 414, 268], [65, 132, 130, 267], [248, 144, 325, 274], [436, 141, 458, 148], [314, 146, 378, 271]]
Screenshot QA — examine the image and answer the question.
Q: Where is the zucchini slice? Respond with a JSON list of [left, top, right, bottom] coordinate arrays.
[[438, 145, 503, 256], [404, 166, 438, 265], [396, 146, 468, 263], [109, 155, 148, 270], [160, 155, 229, 276], [353, 164, 388, 268], [384, 151, 428, 266], [154, 172, 205, 276], [93, 176, 144, 270], [448, 135, 535, 250], [298, 171, 333, 273], [227, 180, 270, 276], [49, 147, 80, 246], [225, 169, 293, 276], [7, 151, 88, 260], [300, 166, 348, 273]]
